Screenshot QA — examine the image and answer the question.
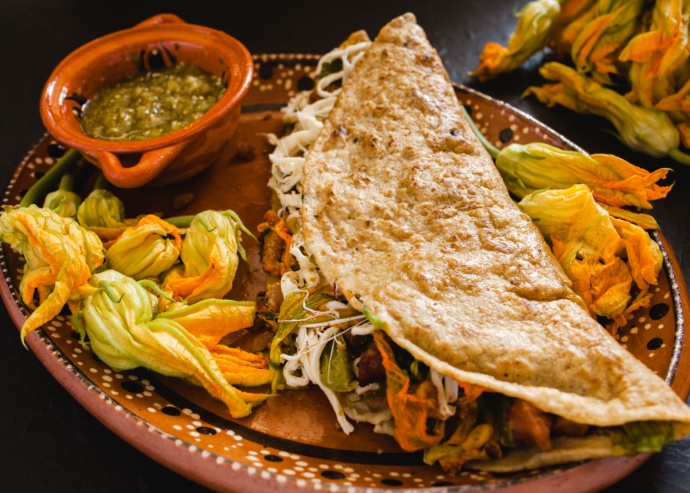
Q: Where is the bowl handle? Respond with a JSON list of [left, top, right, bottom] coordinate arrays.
[[134, 13, 186, 29], [94, 142, 187, 188]]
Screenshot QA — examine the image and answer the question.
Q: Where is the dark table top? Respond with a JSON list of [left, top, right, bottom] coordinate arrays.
[[2, 1, 689, 492]]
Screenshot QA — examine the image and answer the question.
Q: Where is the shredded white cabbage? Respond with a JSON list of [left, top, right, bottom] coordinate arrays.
[[341, 391, 394, 436], [314, 41, 371, 99], [268, 41, 372, 433], [279, 230, 320, 298], [430, 368, 459, 420], [267, 40, 371, 223], [280, 325, 355, 434], [350, 321, 375, 336]]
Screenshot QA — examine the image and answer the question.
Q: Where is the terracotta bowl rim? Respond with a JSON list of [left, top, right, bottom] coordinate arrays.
[[39, 16, 254, 154]]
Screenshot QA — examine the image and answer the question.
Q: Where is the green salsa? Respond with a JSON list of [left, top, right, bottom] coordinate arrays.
[[81, 63, 226, 141]]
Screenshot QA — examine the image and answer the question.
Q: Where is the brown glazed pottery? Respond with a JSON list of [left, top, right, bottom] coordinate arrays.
[[39, 13, 253, 188], [4, 54, 690, 492]]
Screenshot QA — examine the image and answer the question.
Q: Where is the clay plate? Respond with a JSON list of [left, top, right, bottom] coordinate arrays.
[[2, 54, 689, 493]]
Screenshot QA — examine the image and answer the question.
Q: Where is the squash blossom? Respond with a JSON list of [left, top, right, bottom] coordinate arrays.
[[72, 270, 267, 418], [552, 0, 598, 57], [494, 142, 673, 209], [470, 0, 561, 81], [569, 0, 646, 84], [555, 0, 599, 34], [374, 331, 446, 452], [619, 0, 690, 109], [163, 210, 256, 304], [0, 205, 104, 341], [156, 298, 271, 386], [157, 299, 256, 348], [43, 189, 82, 219], [43, 174, 81, 219], [77, 188, 136, 240], [657, 77, 690, 114], [517, 184, 662, 331], [524, 62, 683, 159], [105, 215, 182, 280], [657, 75, 690, 149]]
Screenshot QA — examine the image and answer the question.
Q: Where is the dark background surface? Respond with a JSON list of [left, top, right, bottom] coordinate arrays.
[[1, 1, 689, 492]]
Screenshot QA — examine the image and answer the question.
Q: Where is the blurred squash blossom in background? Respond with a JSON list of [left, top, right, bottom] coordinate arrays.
[[524, 62, 690, 163], [569, 0, 646, 84], [620, 0, 690, 109], [470, 0, 561, 81], [471, 0, 690, 165]]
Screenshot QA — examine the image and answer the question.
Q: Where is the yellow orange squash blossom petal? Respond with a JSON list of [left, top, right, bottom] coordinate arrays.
[[0, 205, 104, 342], [494, 142, 672, 209], [552, 0, 598, 57], [156, 299, 257, 349], [620, 0, 690, 108], [517, 184, 661, 332], [210, 345, 271, 387], [74, 270, 264, 418], [570, 0, 646, 84], [374, 331, 445, 452]]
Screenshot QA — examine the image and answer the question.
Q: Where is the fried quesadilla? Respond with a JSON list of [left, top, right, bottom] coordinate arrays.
[[259, 13, 690, 473]]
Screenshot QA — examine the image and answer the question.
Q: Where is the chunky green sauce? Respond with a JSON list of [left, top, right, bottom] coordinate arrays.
[[81, 64, 226, 141]]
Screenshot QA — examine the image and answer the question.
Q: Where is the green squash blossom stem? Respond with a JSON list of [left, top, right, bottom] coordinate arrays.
[[163, 215, 196, 228], [138, 279, 176, 303], [668, 147, 690, 166], [459, 106, 500, 159], [20, 148, 81, 207], [93, 172, 110, 191]]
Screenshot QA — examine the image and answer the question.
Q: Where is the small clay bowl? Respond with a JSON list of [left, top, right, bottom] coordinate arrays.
[[40, 13, 253, 188]]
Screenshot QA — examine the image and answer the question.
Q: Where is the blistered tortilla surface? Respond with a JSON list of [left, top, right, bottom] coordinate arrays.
[[301, 13, 690, 428]]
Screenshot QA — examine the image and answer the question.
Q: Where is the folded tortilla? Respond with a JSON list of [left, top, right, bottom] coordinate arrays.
[[300, 13, 690, 469]]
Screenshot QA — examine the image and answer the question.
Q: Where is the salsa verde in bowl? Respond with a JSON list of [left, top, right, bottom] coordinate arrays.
[[40, 13, 253, 188]]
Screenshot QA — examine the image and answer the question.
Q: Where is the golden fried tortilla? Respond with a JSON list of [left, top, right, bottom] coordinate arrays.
[[300, 12, 690, 465]]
